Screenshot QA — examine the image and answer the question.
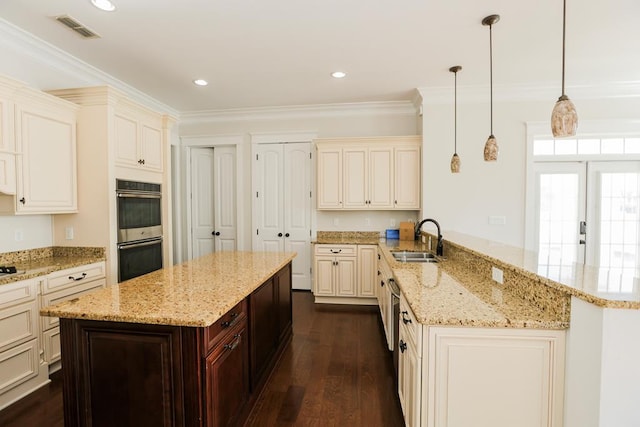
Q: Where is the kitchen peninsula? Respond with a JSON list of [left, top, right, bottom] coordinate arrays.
[[40, 251, 296, 427]]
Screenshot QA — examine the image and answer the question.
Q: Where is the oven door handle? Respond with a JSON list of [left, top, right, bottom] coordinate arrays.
[[118, 238, 162, 250], [117, 192, 161, 199]]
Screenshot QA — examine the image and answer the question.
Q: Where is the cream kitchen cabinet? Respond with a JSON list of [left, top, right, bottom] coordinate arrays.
[[0, 277, 48, 410], [396, 294, 566, 427], [357, 245, 377, 298], [0, 85, 78, 214], [377, 247, 394, 350], [0, 92, 16, 195], [39, 261, 106, 371], [114, 107, 163, 172], [315, 136, 421, 210], [314, 244, 357, 299]]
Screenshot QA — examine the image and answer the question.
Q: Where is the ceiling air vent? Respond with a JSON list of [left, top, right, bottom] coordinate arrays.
[[54, 15, 100, 39]]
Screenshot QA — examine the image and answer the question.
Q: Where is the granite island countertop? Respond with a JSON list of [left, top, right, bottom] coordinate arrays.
[[40, 251, 296, 327]]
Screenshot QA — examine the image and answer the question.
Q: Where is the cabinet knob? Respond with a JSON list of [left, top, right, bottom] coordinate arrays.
[[399, 340, 407, 353], [19, 197, 26, 204], [401, 311, 412, 324], [380, 280, 385, 287]]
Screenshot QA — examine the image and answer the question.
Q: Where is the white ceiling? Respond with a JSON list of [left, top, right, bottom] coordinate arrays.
[[0, 0, 638, 113]]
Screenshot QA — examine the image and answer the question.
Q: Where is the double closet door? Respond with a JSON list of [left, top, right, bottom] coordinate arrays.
[[190, 146, 237, 259], [254, 143, 312, 290]]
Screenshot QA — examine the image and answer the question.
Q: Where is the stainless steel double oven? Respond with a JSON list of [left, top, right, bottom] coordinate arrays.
[[116, 179, 163, 282]]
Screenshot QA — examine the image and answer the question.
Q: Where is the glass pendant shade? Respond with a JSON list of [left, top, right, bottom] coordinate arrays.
[[483, 135, 498, 161], [551, 96, 578, 138], [450, 153, 460, 173]]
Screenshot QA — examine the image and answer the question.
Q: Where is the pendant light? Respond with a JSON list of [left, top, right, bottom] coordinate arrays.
[[449, 66, 462, 173], [482, 14, 500, 162], [551, 0, 578, 137]]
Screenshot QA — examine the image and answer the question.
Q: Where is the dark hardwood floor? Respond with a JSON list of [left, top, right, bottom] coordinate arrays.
[[0, 291, 404, 427]]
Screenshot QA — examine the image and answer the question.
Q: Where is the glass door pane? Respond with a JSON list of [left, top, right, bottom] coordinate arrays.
[[587, 161, 640, 291], [533, 162, 586, 277]]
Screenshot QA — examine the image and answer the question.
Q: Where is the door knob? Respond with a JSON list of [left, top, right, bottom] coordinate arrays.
[[285, 233, 290, 237], [278, 233, 283, 237], [212, 231, 220, 236]]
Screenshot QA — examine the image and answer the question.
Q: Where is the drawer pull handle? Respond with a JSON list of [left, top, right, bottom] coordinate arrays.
[[330, 249, 342, 254], [221, 312, 240, 328], [401, 311, 412, 324], [68, 273, 87, 281], [224, 334, 242, 351], [399, 339, 407, 353]]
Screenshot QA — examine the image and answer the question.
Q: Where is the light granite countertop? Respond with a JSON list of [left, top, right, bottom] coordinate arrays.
[[0, 246, 105, 286], [378, 239, 569, 329], [40, 251, 296, 327]]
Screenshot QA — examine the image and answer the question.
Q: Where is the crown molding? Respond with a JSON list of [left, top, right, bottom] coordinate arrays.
[[179, 100, 418, 124], [0, 18, 178, 117], [418, 80, 640, 105]]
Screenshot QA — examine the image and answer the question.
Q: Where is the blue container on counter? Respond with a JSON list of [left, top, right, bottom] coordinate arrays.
[[385, 229, 399, 239]]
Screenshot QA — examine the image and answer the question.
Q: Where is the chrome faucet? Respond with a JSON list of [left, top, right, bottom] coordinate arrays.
[[415, 218, 444, 256]]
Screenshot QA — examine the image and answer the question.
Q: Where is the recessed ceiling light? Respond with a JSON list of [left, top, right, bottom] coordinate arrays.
[[331, 71, 346, 79], [91, 0, 116, 12], [193, 79, 208, 87]]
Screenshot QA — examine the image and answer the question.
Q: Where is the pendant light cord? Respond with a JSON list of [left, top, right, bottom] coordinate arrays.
[[561, 0, 567, 96], [489, 23, 494, 135], [454, 70, 458, 153]]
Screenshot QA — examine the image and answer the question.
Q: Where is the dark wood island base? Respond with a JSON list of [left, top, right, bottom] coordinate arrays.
[[59, 262, 292, 427]]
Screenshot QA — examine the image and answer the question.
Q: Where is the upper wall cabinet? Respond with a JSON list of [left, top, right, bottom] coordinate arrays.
[[315, 136, 421, 210], [0, 78, 78, 214], [114, 105, 163, 173]]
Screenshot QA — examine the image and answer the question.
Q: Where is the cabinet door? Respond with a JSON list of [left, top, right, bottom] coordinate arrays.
[[357, 245, 377, 298], [0, 97, 15, 195], [342, 147, 367, 209], [335, 257, 357, 297], [15, 102, 77, 213], [0, 153, 15, 195], [249, 278, 277, 389], [205, 324, 249, 427], [316, 146, 342, 209], [275, 264, 292, 342], [394, 145, 421, 209], [114, 114, 139, 168], [398, 328, 420, 427], [369, 147, 394, 209], [314, 256, 335, 296], [140, 123, 163, 172]]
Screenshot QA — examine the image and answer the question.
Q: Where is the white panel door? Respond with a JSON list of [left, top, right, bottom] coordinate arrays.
[[190, 147, 215, 259], [254, 142, 312, 290], [283, 143, 312, 290], [255, 144, 284, 252], [190, 146, 237, 259], [213, 146, 237, 252]]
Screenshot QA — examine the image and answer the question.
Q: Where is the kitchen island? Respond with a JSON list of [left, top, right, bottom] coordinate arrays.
[[41, 251, 296, 427]]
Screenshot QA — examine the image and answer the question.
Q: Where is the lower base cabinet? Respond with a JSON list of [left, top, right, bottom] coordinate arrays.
[[59, 262, 293, 427], [397, 294, 566, 427]]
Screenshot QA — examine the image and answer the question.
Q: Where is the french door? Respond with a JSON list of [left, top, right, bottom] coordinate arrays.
[[190, 146, 237, 259], [532, 161, 640, 279]]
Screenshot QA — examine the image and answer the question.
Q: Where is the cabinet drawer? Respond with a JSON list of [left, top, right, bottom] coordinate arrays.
[[314, 244, 357, 256], [42, 327, 61, 364], [204, 299, 247, 353], [0, 301, 38, 353], [40, 278, 106, 331], [43, 262, 105, 294], [0, 278, 37, 309], [400, 294, 422, 351], [0, 339, 39, 395]]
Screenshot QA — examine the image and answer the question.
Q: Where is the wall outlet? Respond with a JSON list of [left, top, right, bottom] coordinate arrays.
[[14, 229, 23, 241], [65, 226, 74, 240], [488, 215, 507, 225], [390, 219, 396, 227], [333, 218, 339, 226], [365, 217, 370, 226], [491, 266, 504, 284]]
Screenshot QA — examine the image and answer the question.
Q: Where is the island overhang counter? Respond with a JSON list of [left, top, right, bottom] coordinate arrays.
[[41, 251, 296, 427]]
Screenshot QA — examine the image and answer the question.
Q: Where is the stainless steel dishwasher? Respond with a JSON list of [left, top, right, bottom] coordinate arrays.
[[388, 277, 401, 383]]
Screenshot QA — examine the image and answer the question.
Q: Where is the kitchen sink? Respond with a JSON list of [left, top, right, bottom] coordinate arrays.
[[391, 250, 438, 263]]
